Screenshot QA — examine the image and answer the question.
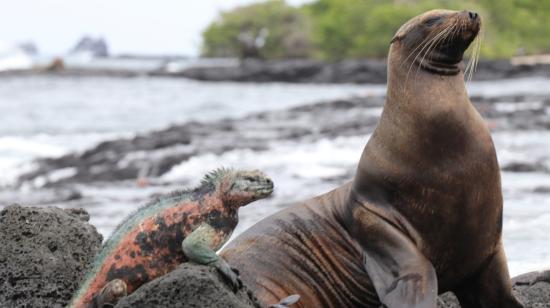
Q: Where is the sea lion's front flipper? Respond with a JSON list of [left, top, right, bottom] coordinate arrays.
[[90, 279, 127, 308], [351, 205, 438, 308], [453, 242, 524, 308]]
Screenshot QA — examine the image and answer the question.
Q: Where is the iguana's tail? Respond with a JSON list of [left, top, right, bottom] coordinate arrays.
[[269, 294, 300, 308]]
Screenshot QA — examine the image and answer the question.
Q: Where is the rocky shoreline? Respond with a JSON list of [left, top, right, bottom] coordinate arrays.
[[2, 58, 550, 84], [163, 59, 550, 84], [1, 205, 549, 307], [14, 91, 550, 189]]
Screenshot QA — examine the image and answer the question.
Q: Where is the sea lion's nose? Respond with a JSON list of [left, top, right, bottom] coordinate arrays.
[[468, 11, 478, 20]]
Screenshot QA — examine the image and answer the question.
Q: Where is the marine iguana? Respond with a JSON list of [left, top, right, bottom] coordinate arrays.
[[68, 168, 276, 308]]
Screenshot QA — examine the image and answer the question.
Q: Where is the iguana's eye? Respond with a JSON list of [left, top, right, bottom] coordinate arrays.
[[424, 16, 442, 27], [243, 176, 256, 182]]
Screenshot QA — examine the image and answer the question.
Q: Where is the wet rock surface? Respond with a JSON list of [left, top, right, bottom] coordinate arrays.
[[0, 205, 102, 308], [115, 263, 262, 308]]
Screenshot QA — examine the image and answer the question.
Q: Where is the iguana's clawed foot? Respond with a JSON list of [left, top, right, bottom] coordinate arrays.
[[270, 294, 301, 308], [92, 279, 127, 308], [215, 260, 243, 292]]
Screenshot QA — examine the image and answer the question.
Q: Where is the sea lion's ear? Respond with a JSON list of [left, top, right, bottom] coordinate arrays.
[[390, 35, 402, 45]]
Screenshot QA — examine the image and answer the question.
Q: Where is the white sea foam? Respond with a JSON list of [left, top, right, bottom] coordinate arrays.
[[495, 101, 545, 112], [467, 77, 550, 97], [0, 136, 66, 158], [0, 42, 33, 71], [0, 136, 66, 186], [0, 133, 125, 187], [493, 131, 550, 168], [163, 136, 366, 184]]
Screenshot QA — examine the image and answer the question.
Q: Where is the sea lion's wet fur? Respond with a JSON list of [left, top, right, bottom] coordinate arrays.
[[222, 10, 523, 308]]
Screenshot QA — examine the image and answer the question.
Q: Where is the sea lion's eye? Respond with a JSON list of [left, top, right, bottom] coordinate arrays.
[[424, 16, 442, 26]]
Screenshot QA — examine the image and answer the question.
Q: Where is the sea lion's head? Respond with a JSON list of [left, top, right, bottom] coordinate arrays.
[[390, 9, 481, 75]]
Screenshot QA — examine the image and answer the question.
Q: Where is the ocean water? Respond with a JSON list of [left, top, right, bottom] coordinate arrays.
[[0, 75, 377, 186], [0, 75, 549, 276]]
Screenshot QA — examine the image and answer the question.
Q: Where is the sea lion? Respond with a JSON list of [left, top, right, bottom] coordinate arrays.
[[222, 9, 524, 308]]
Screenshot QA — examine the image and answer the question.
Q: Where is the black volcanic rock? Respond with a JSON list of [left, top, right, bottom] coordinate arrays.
[[164, 59, 550, 84], [534, 186, 550, 193], [70, 36, 109, 58], [173, 59, 388, 84], [502, 162, 548, 173], [17, 42, 39, 55], [0, 205, 102, 308], [115, 263, 262, 308]]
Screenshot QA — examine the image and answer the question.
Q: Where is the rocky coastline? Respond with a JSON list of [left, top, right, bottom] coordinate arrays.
[[0, 205, 548, 307], [13, 91, 550, 189], [161, 58, 550, 84], [2, 58, 550, 84]]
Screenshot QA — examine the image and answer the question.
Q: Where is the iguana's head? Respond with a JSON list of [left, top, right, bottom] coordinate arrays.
[[202, 168, 274, 208]]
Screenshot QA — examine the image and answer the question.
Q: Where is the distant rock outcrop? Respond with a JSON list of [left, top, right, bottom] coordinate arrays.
[[17, 42, 39, 55], [70, 36, 109, 58]]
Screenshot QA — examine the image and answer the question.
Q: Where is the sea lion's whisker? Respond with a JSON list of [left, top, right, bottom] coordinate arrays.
[[404, 33, 440, 84], [474, 30, 483, 74], [413, 26, 453, 78], [465, 29, 482, 83], [443, 23, 458, 45], [472, 35, 481, 79], [408, 29, 450, 82], [408, 25, 451, 64], [402, 33, 439, 67], [465, 48, 474, 77], [405, 26, 452, 83]]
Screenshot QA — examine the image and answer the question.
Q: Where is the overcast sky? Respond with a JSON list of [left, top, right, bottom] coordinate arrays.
[[0, 0, 311, 56]]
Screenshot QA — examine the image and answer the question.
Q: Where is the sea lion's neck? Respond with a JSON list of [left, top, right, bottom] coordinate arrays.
[[372, 61, 473, 162], [385, 60, 470, 121], [352, 57, 493, 205]]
